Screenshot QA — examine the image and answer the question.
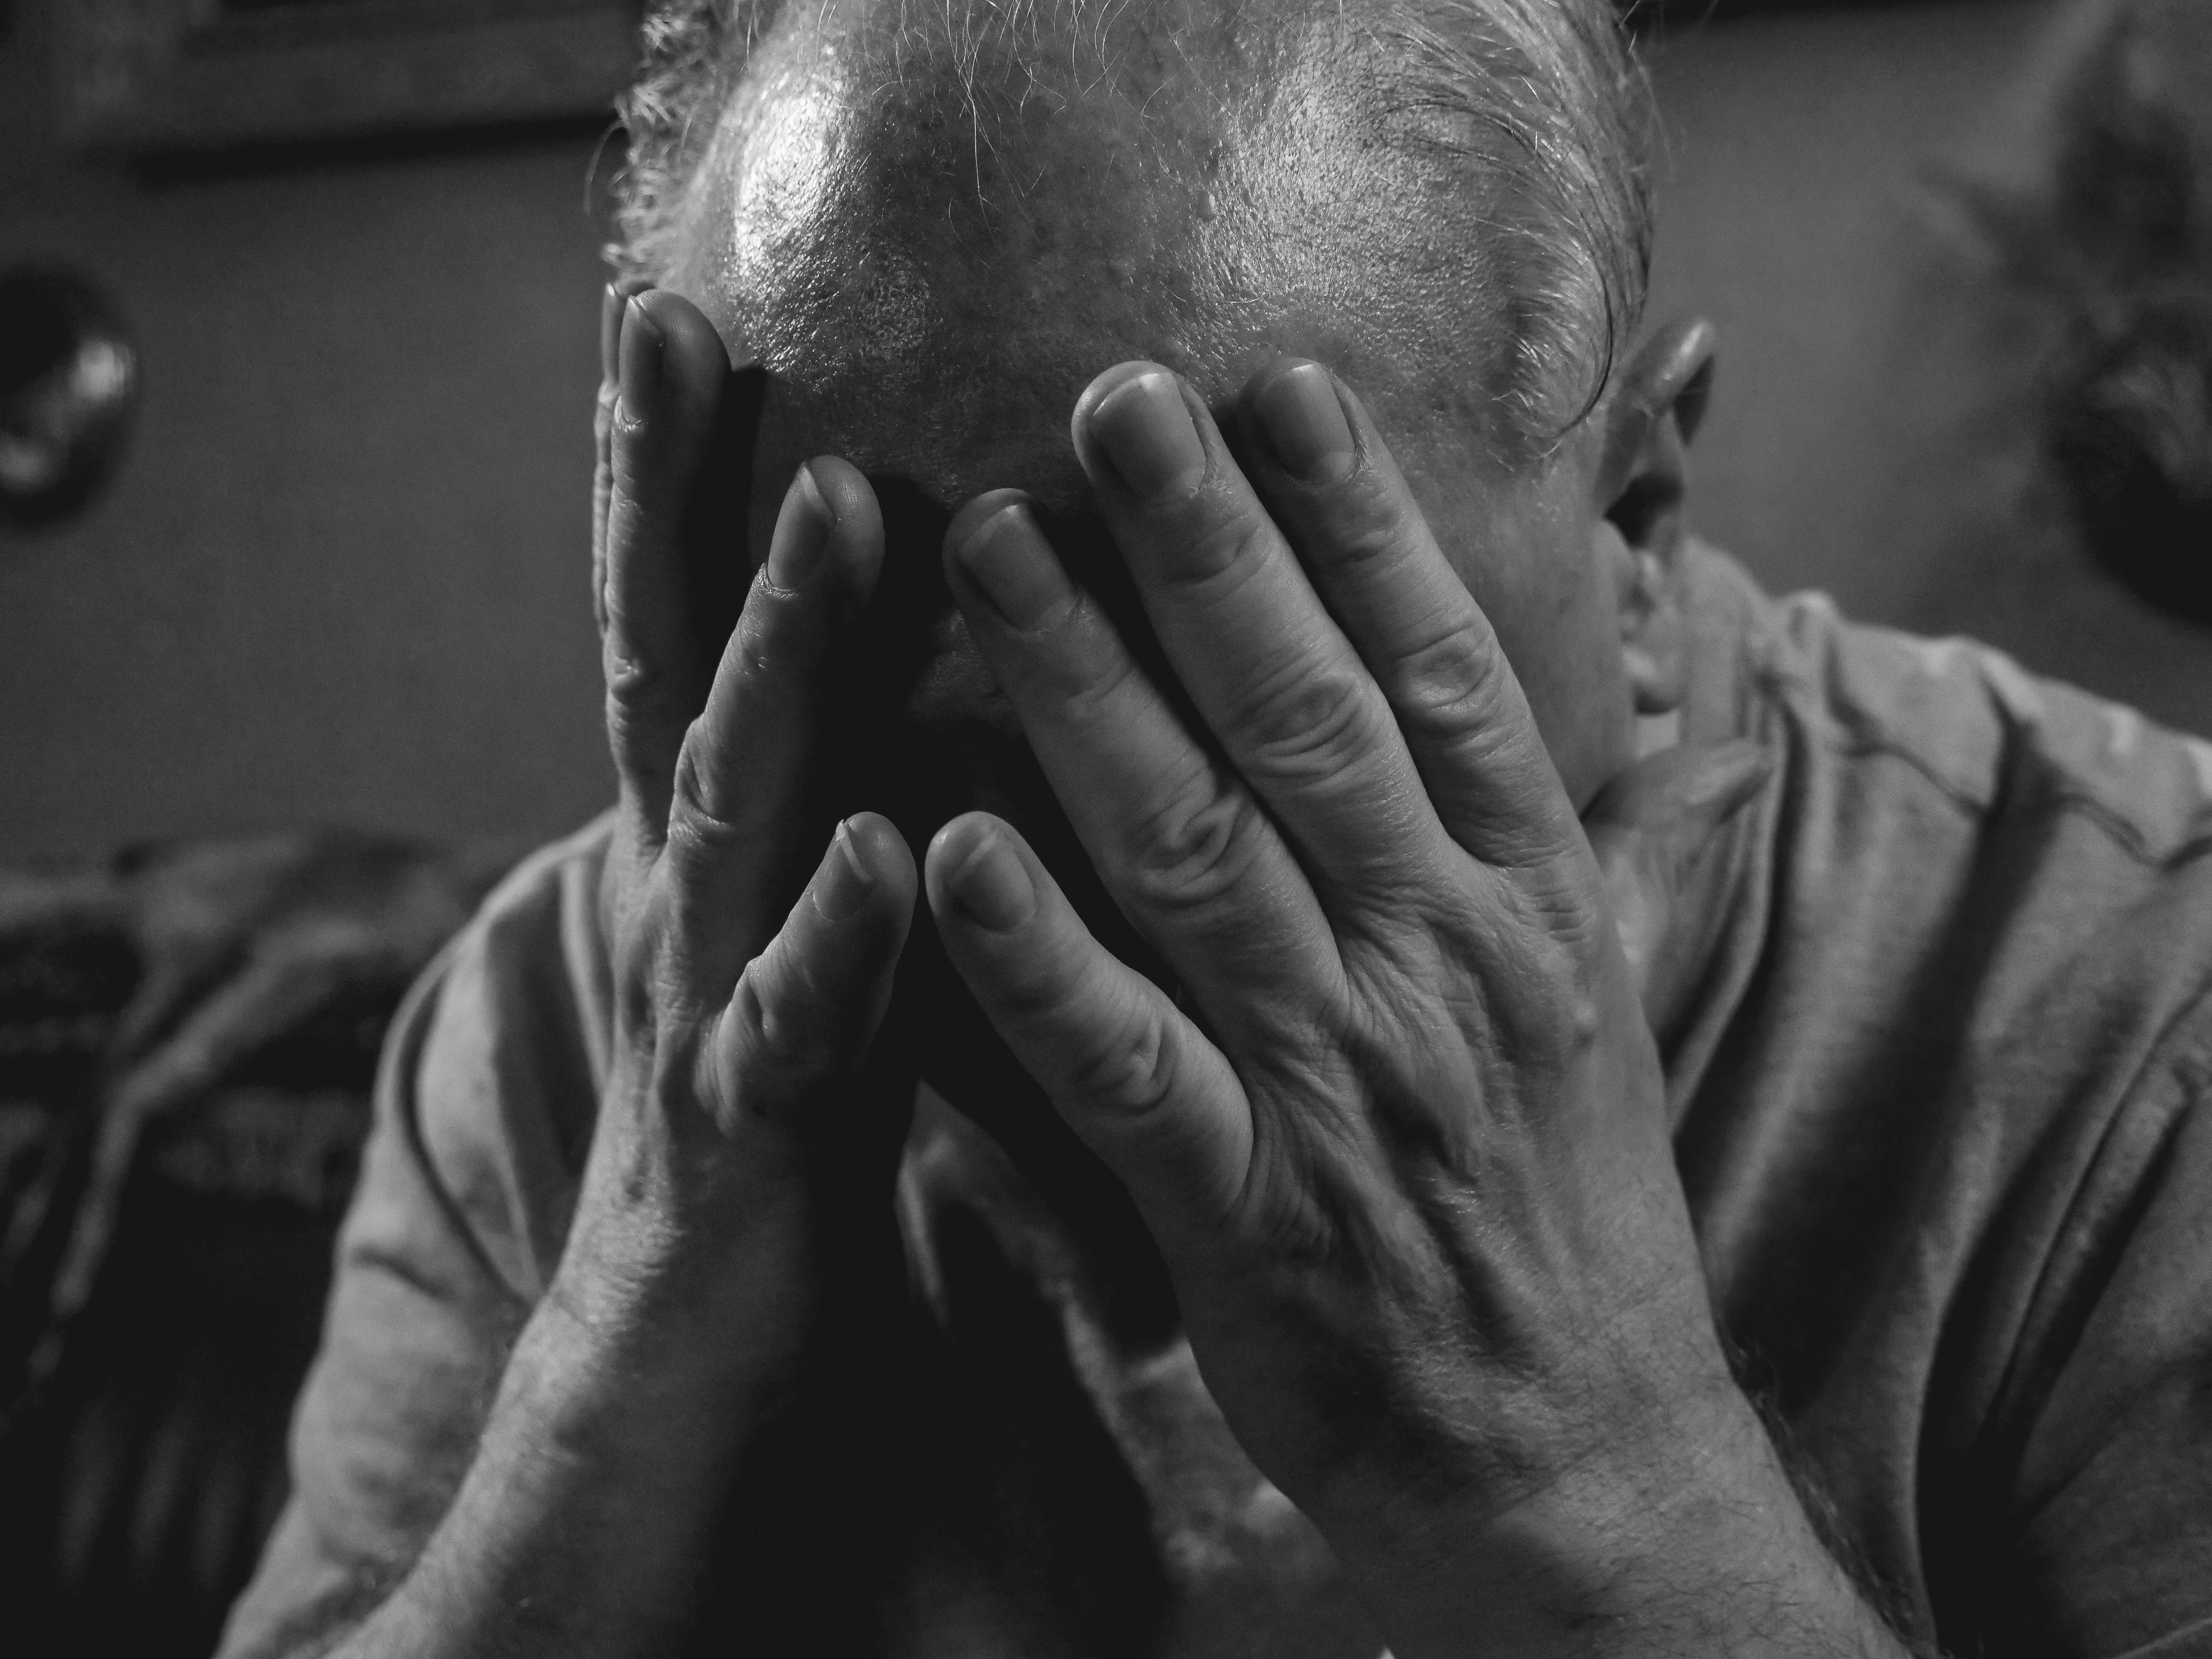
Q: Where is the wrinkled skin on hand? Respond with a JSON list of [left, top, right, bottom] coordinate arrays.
[[566, 282, 920, 1374], [564, 281, 1852, 1659], [295, 275, 1859, 1659], [916, 357, 1779, 1655]]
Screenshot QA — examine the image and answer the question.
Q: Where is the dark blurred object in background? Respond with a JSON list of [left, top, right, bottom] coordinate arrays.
[[0, 832, 518, 1659], [1976, 0, 2212, 624], [0, 265, 137, 532], [1627, 0, 1973, 20], [56, 0, 641, 157]]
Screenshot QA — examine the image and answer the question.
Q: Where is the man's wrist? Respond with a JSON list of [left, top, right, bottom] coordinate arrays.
[[1335, 1378, 1912, 1659], [361, 1253, 789, 1659], [543, 1158, 909, 1420], [539, 1198, 822, 1411]]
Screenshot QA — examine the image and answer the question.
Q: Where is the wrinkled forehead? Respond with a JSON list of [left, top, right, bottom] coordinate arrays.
[[665, 0, 1507, 512]]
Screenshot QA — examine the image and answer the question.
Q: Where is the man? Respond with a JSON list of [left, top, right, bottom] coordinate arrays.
[[222, 0, 2212, 1655]]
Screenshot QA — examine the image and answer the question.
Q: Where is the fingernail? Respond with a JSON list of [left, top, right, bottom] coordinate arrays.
[[815, 820, 877, 922], [618, 294, 663, 422], [600, 285, 624, 384], [1089, 371, 1208, 501], [948, 825, 1034, 931], [767, 463, 833, 589], [953, 500, 1073, 629], [1253, 362, 1355, 483]]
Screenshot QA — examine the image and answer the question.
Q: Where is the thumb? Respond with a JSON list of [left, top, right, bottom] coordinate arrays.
[[1583, 739, 1772, 1033]]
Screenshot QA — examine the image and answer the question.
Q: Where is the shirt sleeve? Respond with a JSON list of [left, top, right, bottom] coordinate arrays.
[[2002, 1013, 2212, 1659], [215, 825, 610, 1659]]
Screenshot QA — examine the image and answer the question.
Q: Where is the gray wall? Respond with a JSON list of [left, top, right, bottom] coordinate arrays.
[[0, 10, 614, 863], [1646, 0, 2212, 738], [3, 0, 2205, 865]]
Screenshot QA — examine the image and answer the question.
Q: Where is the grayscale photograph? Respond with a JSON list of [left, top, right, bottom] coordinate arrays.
[[3, 0, 2209, 1654]]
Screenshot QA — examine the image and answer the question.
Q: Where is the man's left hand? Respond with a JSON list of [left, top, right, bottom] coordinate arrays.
[[922, 358, 1906, 1657]]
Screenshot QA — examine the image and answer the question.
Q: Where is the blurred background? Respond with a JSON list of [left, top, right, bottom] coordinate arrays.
[[0, 0, 2206, 1653]]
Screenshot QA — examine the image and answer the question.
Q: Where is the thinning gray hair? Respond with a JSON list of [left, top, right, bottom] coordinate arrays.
[[611, 0, 1652, 457]]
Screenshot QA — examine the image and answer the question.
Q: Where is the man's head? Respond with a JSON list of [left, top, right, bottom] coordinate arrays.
[[605, 0, 1715, 1274], [621, 0, 1645, 444], [611, 0, 1711, 809]]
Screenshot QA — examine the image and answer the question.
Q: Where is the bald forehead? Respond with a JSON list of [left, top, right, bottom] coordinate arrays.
[[667, 0, 1521, 507]]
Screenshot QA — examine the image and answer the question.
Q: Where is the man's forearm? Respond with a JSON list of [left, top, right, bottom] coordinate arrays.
[[283, 275, 922, 1659], [320, 1257, 800, 1659], [1333, 1378, 1919, 1659]]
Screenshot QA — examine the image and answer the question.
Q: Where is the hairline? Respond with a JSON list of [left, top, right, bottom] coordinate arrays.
[[610, 0, 1653, 463]]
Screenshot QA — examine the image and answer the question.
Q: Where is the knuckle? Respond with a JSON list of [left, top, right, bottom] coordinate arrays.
[[1065, 1000, 1180, 1124], [605, 491, 684, 564], [663, 738, 751, 850], [1055, 629, 1147, 729], [1517, 931, 1603, 1056], [602, 672, 692, 764], [611, 390, 706, 498], [1234, 656, 1384, 784], [732, 946, 833, 1079], [1391, 617, 1506, 742], [610, 391, 653, 447], [603, 651, 682, 712], [1314, 473, 1415, 567], [1158, 511, 1273, 595], [1460, 876, 1609, 1062], [1122, 771, 1271, 920], [1513, 854, 1610, 955], [1513, 971, 1606, 1069], [976, 940, 1161, 1107], [730, 569, 824, 681]]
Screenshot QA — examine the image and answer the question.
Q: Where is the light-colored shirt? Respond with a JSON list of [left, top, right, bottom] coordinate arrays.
[[222, 548, 2212, 1658]]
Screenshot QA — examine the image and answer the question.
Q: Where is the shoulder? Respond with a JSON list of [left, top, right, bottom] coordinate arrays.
[[396, 810, 618, 1301], [1684, 545, 2212, 1025], [219, 816, 623, 1653], [1788, 566, 2212, 1011], [1677, 550, 2212, 1307], [1690, 542, 2212, 1333], [1721, 554, 2212, 867], [1677, 555, 2212, 1644]]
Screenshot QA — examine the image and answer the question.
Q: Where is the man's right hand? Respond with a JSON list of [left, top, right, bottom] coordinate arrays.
[[326, 286, 914, 1659]]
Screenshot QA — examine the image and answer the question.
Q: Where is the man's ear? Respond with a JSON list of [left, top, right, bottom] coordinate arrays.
[[1594, 318, 1717, 716]]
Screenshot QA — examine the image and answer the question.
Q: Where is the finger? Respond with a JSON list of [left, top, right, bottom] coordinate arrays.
[[1236, 358, 1580, 869], [602, 288, 729, 845], [942, 490, 1336, 1027], [1069, 363, 1440, 896], [592, 285, 622, 634], [601, 273, 654, 385], [593, 276, 678, 636], [711, 812, 917, 1126], [1582, 740, 1771, 1028], [926, 811, 1250, 1241], [662, 456, 885, 994]]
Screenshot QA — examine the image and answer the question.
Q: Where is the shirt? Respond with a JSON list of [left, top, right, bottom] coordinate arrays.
[[220, 547, 2212, 1659]]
